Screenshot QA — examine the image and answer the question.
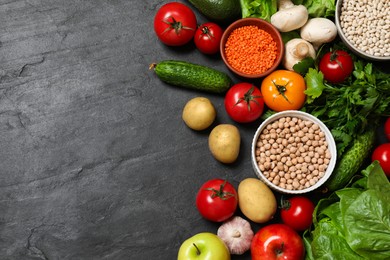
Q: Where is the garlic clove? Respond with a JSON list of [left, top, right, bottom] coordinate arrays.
[[217, 216, 254, 255]]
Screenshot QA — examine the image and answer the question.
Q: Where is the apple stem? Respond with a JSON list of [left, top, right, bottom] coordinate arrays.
[[276, 242, 285, 256], [193, 243, 201, 255]]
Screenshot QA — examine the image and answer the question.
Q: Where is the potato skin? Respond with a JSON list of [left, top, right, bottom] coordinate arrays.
[[238, 178, 277, 223], [182, 97, 216, 131], [208, 124, 240, 164]]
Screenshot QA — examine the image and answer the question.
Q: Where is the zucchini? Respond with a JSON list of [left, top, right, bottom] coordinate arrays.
[[150, 60, 232, 94], [323, 128, 376, 193]]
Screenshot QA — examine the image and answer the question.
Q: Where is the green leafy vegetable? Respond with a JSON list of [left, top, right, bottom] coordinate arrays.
[[304, 161, 390, 260], [293, 57, 315, 75], [303, 60, 390, 155], [292, 0, 336, 17], [240, 0, 277, 21]]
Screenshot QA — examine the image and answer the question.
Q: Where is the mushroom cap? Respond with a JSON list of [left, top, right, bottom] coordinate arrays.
[[270, 5, 308, 32], [283, 38, 316, 71], [300, 18, 337, 45]]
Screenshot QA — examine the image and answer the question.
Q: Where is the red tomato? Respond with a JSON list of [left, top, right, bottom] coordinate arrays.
[[319, 50, 354, 84], [385, 117, 390, 141], [261, 70, 306, 112], [194, 22, 223, 55], [280, 196, 315, 232], [224, 83, 264, 123], [196, 179, 238, 222], [371, 143, 390, 177], [154, 2, 197, 46], [251, 223, 305, 260]]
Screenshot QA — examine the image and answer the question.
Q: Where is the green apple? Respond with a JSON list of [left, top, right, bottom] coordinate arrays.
[[177, 232, 230, 260]]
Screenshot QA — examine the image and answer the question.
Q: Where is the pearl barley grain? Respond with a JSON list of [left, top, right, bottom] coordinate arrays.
[[340, 0, 390, 57]]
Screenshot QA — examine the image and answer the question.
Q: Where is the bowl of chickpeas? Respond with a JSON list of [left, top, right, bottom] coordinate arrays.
[[335, 0, 390, 61], [251, 110, 337, 194]]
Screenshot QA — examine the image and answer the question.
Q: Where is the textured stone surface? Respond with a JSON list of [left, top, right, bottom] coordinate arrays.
[[1, 1, 388, 259], [0, 0, 256, 259]]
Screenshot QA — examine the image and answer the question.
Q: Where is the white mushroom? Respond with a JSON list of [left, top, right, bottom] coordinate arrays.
[[217, 216, 254, 255], [270, 0, 309, 32], [283, 38, 316, 71], [300, 18, 338, 50]]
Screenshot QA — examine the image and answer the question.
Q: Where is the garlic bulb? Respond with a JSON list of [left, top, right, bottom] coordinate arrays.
[[217, 216, 254, 255]]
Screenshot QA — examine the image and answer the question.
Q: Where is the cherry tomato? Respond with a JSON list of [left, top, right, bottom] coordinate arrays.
[[194, 22, 223, 55], [224, 83, 264, 123], [371, 143, 390, 177], [261, 70, 306, 112], [196, 179, 238, 222], [319, 50, 354, 84], [153, 2, 197, 46], [280, 196, 315, 232], [385, 117, 390, 141]]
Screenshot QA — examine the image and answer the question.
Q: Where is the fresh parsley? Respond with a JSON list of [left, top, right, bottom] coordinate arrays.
[[302, 60, 390, 156]]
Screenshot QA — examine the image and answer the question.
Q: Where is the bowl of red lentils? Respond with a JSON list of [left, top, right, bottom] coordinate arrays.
[[220, 18, 284, 79], [335, 0, 390, 61], [251, 110, 337, 194]]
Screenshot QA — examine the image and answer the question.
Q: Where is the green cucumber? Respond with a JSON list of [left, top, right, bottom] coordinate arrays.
[[323, 128, 376, 193], [188, 0, 241, 23], [151, 60, 232, 94]]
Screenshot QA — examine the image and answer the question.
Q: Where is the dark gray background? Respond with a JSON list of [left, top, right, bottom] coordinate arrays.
[[0, 1, 388, 259]]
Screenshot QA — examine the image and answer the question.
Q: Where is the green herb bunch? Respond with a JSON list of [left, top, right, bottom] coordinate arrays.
[[302, 51, 390, 157]]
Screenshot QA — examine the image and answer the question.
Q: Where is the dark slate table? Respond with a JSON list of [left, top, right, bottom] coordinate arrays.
[[1, 1, 388, 259]]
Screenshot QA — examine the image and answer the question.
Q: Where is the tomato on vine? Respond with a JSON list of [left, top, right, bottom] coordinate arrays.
[[319, 50, 354, 84], [224, 83, 264, 123], [196, 179, 238, 222], [261, 70, 306, 112], [280, 196, 315, 232], [194, 22, 223, 55], [153, 2, 197, 46]]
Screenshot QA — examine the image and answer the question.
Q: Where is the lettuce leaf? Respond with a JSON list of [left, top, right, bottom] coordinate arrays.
[[292, 0, 336, 17], [344, 189, 390, 259], [304, 161, 390, 259], [240, 0, 277, 22]]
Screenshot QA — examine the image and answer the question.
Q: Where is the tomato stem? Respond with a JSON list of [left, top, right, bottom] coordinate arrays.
[[198, 25, 215, 41], [330, 50, 345, 71], [162, 16, 194, 35], [234, 86, 263, 111], [279, 196, 291, 210], [272, 80, 292, 104], [204, 180, 235, 200]]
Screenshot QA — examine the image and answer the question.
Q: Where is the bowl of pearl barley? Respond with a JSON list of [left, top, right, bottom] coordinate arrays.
[[335, 0, 390, 61]]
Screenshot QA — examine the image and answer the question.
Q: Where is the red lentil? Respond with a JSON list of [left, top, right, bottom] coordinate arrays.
[[225, 25, 277, 75]]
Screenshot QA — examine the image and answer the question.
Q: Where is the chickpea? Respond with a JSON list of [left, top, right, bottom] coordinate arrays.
[[255, 116, 332, 191]]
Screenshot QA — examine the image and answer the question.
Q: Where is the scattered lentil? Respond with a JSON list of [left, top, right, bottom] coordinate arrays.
[[224, 25, 277, 75]]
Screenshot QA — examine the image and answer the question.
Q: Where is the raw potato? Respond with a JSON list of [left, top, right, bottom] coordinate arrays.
[[238, 178, 277, 223], [208, 124, 240, 164], [182, 97, 216, 131]]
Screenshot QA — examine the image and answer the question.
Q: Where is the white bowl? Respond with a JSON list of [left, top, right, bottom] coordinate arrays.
[[251, 110, 337, 194], [335, 0, 390, 62]]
